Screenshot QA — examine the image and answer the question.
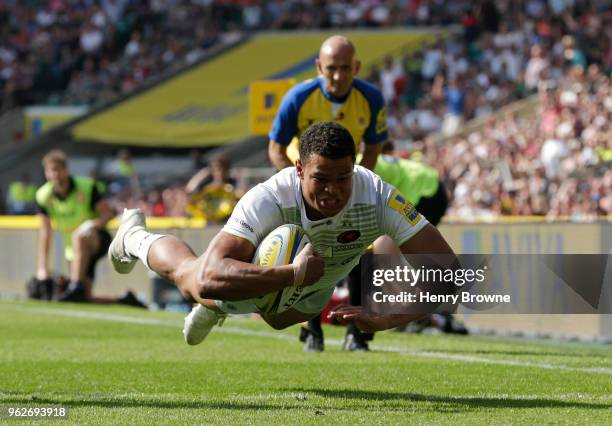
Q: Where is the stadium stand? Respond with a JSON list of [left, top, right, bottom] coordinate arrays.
[[439, 66, 611, 219], [0, 0, 242, 111], [0, 0, 609, 219], [362, 0, 610, 219], [0, 0, 460, 113]]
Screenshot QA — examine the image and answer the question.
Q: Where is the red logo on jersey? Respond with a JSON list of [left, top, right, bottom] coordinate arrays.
[[337, 230, 361, 243]]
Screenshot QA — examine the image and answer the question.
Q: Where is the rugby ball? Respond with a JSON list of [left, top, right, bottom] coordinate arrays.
[[252, 224, 310, 314]]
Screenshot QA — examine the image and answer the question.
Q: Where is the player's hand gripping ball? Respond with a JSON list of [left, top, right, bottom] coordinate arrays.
[[252, 224, 323, 314]]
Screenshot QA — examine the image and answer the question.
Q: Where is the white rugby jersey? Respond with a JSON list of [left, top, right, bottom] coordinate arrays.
[[222, 165, 428, 293]]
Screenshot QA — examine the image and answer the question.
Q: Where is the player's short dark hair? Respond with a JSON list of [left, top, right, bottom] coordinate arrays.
[[299, 121, 356, 164]]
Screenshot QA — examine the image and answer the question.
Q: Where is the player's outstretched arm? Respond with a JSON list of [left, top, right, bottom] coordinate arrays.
[[330, 225, 459, 332], [399, 223, 455, 255], [190, 232, 324, 301], [328, 304, 422, 332]]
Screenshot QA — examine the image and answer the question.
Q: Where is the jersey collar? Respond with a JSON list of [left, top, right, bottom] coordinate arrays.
[[318, 76, 351, 103], [52, 176, 76, 200]]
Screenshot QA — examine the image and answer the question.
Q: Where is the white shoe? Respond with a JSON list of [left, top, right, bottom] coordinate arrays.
[[108, 208, 146, 274], [183, 304, 227, 346]]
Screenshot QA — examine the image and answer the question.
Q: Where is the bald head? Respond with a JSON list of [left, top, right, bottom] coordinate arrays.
[[319, 35, 356, 58], [316, 35, 360, 98]]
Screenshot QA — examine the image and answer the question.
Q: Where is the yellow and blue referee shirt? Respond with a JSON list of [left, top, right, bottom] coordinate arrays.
[[269, 77, 388, 163]]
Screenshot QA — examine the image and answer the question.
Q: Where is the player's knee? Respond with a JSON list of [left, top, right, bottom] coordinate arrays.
[[74, 232, 97, 253], [72, 231, 87, 246], [171, 257, 204, 299]]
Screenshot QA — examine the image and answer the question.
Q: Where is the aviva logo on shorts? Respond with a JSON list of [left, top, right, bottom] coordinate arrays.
[[388, 190, 421, 226]]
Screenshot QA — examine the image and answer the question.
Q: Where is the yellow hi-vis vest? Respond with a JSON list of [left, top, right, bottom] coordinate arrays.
[[35, 176, 103, 261]]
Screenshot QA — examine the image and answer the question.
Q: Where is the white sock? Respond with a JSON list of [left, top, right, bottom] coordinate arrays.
[[124, 229, 165, 270]]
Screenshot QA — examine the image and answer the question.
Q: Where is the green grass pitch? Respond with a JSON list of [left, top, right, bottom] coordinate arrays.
[[1, 300, 610, 424]]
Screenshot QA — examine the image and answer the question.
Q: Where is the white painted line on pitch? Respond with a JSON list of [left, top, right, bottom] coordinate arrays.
[[4, 305, 184, 327], [373, 345, 612, 375], [6, 305, 612, 375], [0, 390, 300, 402], [1, 390, 609, 403]]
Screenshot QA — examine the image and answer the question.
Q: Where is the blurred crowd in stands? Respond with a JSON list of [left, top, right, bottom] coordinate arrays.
[[2, 0, 611, 220], [422, 66, 611, 219], [0, 0, 471, 111], [360, 0, 611, 219], [367, 0, 610, 142], [111, 152, 247, 222], [0, 0, 242, 111]]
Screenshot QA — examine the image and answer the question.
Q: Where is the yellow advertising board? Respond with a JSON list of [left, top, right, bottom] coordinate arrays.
[[438, 222, 603, 254], [249, 79, 295, 135], [437, 222, 610, 339], [24, 106, 88, 139], [71, 31, 435, 147]]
